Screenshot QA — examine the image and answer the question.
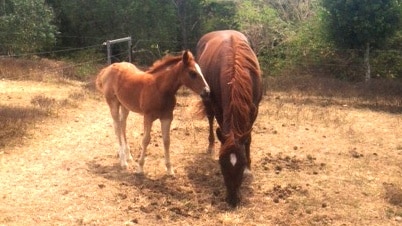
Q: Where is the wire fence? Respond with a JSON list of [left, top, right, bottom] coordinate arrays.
[[0, 37, 401, 80]]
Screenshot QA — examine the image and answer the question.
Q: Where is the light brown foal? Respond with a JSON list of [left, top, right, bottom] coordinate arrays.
[[96, 50, 209, 175]]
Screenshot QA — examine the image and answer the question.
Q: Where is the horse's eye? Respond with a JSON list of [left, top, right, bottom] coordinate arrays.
[[189, 71, 198, 79]]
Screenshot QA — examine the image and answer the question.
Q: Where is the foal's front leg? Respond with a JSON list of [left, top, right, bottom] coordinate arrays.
[[161, 118, 174, 175]]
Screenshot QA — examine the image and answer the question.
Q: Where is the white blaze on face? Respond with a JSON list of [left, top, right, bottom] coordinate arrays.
[[195, 63, 210, 92], [230, 153, 237, 166]]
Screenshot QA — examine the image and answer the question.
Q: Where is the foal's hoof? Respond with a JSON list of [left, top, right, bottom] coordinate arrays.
[[165, 165, 175, 176], [135, 164, 144, 175], [127, 155, 134, 162], [120, 163, 129, 170], [166, 169, 175, 176], [207, 148, 215, 157]]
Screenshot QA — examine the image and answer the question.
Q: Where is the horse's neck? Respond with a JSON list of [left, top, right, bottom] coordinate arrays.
[[153, 64, 182, 95]]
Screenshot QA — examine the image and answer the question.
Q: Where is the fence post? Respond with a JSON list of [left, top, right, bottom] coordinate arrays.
[[102, 37, 132, 65], [105, 40, 111, 65]]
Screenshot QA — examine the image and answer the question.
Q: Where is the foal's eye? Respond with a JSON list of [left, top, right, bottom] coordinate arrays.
[[189, 71, 198, 79]]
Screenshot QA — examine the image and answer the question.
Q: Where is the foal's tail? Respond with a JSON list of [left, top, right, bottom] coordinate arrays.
[[193, 96, 214, 120], [193, 99, 207, 119], [95, 67, 107, 92]]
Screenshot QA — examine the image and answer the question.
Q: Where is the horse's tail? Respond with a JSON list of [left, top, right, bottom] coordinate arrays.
[[228, 35, 260, 139]]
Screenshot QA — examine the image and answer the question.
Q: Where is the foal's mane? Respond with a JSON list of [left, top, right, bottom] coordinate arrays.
[[222, 34, 260, 150], [146, 54, 183, 75]]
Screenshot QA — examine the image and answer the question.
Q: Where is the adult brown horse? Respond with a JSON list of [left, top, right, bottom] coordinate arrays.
[[196, 30, 263, 207], [96, 50, 210, 175]]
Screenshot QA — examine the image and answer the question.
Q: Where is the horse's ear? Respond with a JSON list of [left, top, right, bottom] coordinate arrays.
[[182, 50, 191, 66]]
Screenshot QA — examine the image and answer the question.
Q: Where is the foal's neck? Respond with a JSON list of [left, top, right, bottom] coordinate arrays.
[[153, 62, 183, 95]]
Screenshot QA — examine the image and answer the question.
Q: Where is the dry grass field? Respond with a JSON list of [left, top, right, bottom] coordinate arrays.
[[0, 58, 401, 225]]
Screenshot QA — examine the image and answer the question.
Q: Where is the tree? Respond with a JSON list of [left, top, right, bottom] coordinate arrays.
[[267, 0, 318, 24], [0, 0, 57, 55], [234, 0, 289, 55], [48, 0, 185, 59], [171, 0, 204, 49], [322, 0, 402, 81], [199, 0, 238, 33]]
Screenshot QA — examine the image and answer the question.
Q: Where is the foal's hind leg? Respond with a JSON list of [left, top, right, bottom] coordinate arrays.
[[161, 118, 174, 175], [137, 115, 153, 174], [108, 99, 128, 169]]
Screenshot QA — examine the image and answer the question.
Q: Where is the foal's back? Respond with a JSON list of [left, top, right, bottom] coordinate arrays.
[[96, 62, 145, 93]]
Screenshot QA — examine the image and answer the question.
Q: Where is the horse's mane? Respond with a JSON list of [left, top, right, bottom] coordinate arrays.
[[222, 34, 261, 150], [146, 54, 183, 74]]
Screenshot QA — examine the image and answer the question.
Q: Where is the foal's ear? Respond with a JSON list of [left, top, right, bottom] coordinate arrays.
[[182, 50, 192, 66]]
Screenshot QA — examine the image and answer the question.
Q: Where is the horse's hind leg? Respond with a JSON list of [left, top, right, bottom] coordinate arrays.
[[243, 134, 252, 175], [137, 115, 153, 174], [120, 106, 133, 162], [161, 118, 174, 175]]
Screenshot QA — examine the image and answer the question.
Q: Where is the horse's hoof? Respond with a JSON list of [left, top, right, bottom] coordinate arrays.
[[243, 168, 252, 175]]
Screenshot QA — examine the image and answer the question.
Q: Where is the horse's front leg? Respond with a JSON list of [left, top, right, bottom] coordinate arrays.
[[207, 115, 215, 155], [137, 116, 153, 174], [160, 118, 174, 175]]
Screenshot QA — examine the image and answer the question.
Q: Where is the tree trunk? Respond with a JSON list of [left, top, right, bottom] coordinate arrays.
[[172, 0, 188, 49], [364, 42, 371, 82]]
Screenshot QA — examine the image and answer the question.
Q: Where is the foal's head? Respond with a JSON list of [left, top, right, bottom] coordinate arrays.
[[180, 50, 210, 98], [218, 133, 247, 207]]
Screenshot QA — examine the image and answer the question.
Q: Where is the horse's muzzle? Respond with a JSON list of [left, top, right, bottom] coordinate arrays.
[[227, 190, 241, 207]]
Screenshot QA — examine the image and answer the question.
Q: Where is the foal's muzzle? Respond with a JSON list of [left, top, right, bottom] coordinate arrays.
[[200, 87, 210, 98]]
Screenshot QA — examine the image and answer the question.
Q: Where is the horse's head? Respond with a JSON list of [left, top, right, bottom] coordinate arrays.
[[180, 50, 210, 98], [219, 138, 247, 207]]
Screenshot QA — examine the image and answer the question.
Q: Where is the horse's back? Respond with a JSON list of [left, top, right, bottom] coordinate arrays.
[[196, 30, 260, 90], [196, 30, 262, 124]]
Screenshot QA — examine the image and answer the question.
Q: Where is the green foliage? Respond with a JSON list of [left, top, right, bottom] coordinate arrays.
[[321, 0, 402, 80], [322, 0, 402, 49], [235, 0, 324, 77], [0, 0, 57, 54], [261, 11, 333, 77], [174, 0, 205, 49], [60, 48, 104, 81], [231, 0, 289, 76], [372, 31, 402, 78], [200, 0, 238, 33], [48, 1, 175, 49], [234, 0, 288, 54], [1, 0, 400, 80]]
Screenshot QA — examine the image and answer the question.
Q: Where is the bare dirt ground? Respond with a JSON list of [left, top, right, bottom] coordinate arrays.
[[0, 78, 401, 226]]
